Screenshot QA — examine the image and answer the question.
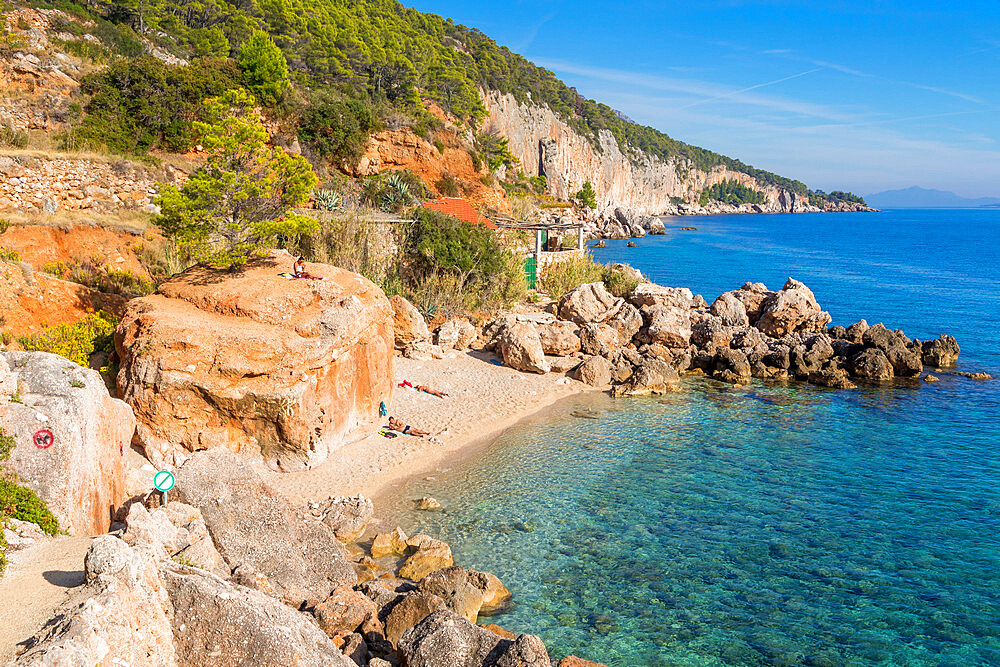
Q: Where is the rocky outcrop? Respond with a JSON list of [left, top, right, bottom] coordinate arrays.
[[536, 320, 581, 356], [116, 252, 394, 471], [756, 278, 831, 337], [16, 533, 357, 667], [399, 534, 455, 581], [391, 294, 431, 349], [1, 351, 135, 535], [173, 448, 357, 607], [314, 495, 375, 543], [435, 318, 477, 351], [418, 566, 511, 622]]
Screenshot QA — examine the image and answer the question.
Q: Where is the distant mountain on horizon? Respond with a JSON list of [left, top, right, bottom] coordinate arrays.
[[865, 186, 1000, 208]]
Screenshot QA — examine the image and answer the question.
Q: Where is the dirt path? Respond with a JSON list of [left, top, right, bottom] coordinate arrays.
[[0, 536, 93, 662]]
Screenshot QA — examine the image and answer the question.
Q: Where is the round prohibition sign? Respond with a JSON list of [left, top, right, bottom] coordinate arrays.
[[33, 429, 54, 449], [153, 470, 175, 492]]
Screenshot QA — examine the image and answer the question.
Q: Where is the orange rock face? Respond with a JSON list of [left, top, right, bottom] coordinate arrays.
[[0, 224, 152, 278], [0, 260, 125, 336], [353, 129, 511, 213], [115, 253, 394, 471]]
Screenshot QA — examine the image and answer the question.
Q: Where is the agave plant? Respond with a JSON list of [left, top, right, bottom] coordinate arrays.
[[379, 174, 413, 212], [315, 188, 342, 212]]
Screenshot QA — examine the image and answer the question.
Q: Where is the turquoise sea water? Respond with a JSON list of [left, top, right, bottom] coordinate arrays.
[[383, 210, 1000, 666]]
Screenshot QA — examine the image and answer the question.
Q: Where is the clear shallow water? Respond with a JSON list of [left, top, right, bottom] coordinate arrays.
[[383, 210, 1000, 665]]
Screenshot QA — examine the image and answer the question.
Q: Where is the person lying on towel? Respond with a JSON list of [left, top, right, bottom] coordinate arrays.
[[389, 417, 430, 437]]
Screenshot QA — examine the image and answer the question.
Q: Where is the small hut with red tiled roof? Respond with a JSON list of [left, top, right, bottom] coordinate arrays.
[[421, 198, 497, 229]]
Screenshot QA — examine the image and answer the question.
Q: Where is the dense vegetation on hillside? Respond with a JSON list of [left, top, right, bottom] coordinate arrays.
[[698, 179, 767, 206], [50, 0, 820, 193]]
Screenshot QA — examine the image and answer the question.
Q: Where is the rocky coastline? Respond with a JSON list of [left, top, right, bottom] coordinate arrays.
[[1, 257, 982, 666], [535, 201, 879, 241]]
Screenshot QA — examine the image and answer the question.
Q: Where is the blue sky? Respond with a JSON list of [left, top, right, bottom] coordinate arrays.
[[406, 0, 1000, 197]]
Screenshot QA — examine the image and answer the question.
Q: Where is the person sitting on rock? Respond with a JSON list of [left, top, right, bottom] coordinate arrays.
[[293, 257, 322, 280], [389, 417, 429, 437]]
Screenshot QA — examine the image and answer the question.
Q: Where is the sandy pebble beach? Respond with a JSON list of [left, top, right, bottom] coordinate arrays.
[[261, 350, 595, 506]]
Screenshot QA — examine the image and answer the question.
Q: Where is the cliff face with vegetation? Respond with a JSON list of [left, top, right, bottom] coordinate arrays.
[[485, 92, 814, 215]]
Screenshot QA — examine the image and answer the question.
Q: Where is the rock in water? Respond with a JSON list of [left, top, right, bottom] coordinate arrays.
[[416, 496, 443, 511], [418, 566, 512, 622], [399, 534, 454, 581], [398, 610, 550, 667], [115, 252, 394, 471], [1, 351, 135, 535], [371, 527, 409, 558], [922, 334, 960, 367], [174, 448, 357, 607]]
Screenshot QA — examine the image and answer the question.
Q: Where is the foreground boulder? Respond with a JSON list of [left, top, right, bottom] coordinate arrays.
[[399, 610, 550, 667], [116, 253, 394, 471], [1, 351, 135, 535], [497, 322, 550, 374], [174, 449, 357, 606], [16, 535, 356, 667]]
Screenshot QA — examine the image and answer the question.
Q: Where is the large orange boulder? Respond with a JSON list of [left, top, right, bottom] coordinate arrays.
[[115, 253, 394, 471]]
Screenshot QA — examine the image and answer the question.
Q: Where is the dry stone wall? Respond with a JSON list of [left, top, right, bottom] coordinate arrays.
[[0, 155, 174, 213]]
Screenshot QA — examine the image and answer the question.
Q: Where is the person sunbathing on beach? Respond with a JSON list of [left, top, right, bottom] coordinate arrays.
[[389, 417, 430, 437], [293, 257, 323, 279], [415, 385, 448, 397]]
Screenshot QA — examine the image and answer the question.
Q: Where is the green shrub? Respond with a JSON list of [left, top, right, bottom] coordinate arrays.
[[237, 30, 289, 107], [0, 477, 59, 536], [66, 57, 244, 154], [402, 208, 525, 315], [537, 253, 603, 298], [18, 312, 119, 367], [362, 170, 429, 212], [699, 179, 766, 206], [0, 123, 28, 149], [0, 248, 20, 262], [314, 188, 342, 212], [602, 265, 644, 298], [475, 131, 519, 172], [574, 181, 597, 209], [154, 90, 318, 269], [298, 95, 380, 168], [56, 38, 112, 63], [0, 428, 14, 461], [0, 332, 11, 346], [0, 218, 9, 234], [46, 258, 154, 298], [435, 174, 460, 197]]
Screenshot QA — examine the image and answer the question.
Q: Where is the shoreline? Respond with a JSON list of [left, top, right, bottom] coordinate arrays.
[[261, 350, 598, 508]]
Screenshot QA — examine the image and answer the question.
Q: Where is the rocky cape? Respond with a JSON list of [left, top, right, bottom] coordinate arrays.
[[485, 90, 878, 230], [479, 277, 960, 394]]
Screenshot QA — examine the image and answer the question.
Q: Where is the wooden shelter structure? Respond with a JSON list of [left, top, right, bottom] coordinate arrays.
[[494, 216, 585, 288]]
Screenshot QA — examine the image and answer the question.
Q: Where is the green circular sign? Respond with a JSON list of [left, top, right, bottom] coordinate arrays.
[[153, 470, 175, 492]]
